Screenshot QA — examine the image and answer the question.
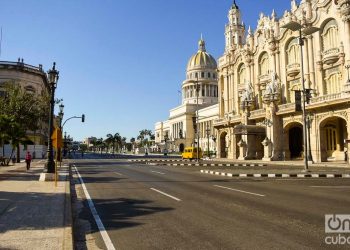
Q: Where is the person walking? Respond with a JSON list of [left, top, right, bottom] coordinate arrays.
[[25, 151, 32, 170]]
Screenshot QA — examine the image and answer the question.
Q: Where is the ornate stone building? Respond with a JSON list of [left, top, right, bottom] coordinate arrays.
[[155, 39, 219, 154], [0, 59, 50, 158], [215, 0, 350, 163]]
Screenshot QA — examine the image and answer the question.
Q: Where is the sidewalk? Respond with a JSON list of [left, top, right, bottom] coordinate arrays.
[[0, 160, 73, 250]]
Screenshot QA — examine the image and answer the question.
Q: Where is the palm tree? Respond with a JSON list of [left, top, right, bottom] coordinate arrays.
[[106, 133, 121, 155]]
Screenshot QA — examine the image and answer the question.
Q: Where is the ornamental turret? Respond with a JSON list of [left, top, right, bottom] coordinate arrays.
[[225, 0, 245, 52]]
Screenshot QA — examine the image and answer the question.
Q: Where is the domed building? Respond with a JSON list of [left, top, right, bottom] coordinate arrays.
[[154, 39, 219, 155]]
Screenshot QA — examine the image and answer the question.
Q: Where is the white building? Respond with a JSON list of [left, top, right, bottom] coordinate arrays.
[[155, 39, 219, 155]]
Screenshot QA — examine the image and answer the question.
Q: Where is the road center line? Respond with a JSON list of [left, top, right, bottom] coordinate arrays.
[[150, 188, 181, 201], [150, 170, 165, 175], [74, 165, 116, 250], [214, 185, 266, 197], [310, 186, 350, 188]]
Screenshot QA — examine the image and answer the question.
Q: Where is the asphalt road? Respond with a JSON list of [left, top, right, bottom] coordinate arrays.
[[71, 156, 350, 250]]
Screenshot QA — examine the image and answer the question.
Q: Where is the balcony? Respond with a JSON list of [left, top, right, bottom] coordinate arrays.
[[249, 109, 266, 119], [286, 63, 300, 77], [258, 74, 270, 85], [309, 92, 343, 104], [322, 48, 340, 65]]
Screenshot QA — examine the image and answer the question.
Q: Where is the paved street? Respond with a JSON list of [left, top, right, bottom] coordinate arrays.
[[71, 155, 350, 249]]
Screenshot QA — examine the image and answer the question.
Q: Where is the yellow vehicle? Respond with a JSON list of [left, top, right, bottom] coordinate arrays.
[[182, 147, 202, 160]]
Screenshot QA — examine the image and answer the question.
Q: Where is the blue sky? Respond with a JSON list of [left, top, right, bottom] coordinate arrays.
[[0, 0, 291, 141]]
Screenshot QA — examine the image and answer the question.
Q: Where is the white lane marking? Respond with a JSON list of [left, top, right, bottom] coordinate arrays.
[[74, 165, 116, 250], [114, 172, 123, 176], [150, 170, 165, 175], [214, 185, 266, 197], [150, 188, 181, 201], [310, 186, 350, 188]]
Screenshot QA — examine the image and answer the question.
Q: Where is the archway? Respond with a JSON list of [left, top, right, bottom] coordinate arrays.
[[319, 117, 347, 162], [289, 126, 303, 159], [179, 143, 185, 153], [220, 132, 227, 158]]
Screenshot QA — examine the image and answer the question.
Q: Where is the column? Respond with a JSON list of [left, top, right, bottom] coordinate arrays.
[[303, 38, 311, 89], [308, 35, 316, 91]]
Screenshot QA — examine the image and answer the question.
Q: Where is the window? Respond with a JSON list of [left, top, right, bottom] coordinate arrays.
[[259, 53, 269, 75], [208, 72, 211, 78], [322, 20, 339, 51], [201, 72, 205, 78], [326, 73, 341, 94], [287, 39, 300, 65], [238, 64, 246, 85]]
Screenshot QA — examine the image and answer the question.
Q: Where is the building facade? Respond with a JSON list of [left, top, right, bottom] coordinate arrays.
[[215, 0, 350, 163], [155, 39, 219, 155], [0, 59, 50, 158]]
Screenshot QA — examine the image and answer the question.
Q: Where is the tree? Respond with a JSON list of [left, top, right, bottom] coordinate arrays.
[[137, 129, 153, 147], [0, 82, 49, 162], [106, 133, 121, 155]]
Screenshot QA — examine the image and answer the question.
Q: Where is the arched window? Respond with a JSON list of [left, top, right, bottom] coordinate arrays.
[[25, 85, 35, 93], [238, 64, 246, 85], [287, 38, 300, 65], [322, 20, 339, 51], [325, 73, 341, 94], [259, 53, 269, 75]]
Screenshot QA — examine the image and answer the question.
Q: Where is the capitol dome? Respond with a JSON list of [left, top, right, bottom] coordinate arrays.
[[186, 39, 217, 71]]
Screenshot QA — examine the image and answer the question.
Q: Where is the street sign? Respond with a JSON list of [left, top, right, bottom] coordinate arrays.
[[51, 127, 62, 149]]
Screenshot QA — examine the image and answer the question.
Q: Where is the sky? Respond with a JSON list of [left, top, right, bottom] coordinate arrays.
[[0, 0, 291, 141]]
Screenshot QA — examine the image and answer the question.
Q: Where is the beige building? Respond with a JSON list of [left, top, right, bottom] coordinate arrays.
[[215, 0, 350, 163], [155, 39, 219, 154], [0, 59, 50, 158]]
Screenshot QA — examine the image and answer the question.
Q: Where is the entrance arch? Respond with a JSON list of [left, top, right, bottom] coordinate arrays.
[[319, 116, 347, 162], [283, 122, 303, 160], [289, 126, 303, 159], [219, 132, 227, 158], [179, 143, 185, 153]]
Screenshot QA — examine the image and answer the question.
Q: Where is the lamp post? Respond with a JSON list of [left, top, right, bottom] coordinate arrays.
[[346, 65, 350, 83], [306, 113, 314, 163], [206, 124, 211, 159], [58, 102, 64, 162], [64, 131, 67, 157], [195, 75, 200, 162], [45, 62, 59, 173], [262, 118, 273, 140], [282, 21, 319, 172]]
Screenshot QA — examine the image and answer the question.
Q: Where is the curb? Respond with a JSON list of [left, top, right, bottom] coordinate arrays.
[[129, 159, 183, 162], [63, 164, 74, 250], [200, 170, 350, 178], [145, 162, 266, 167]]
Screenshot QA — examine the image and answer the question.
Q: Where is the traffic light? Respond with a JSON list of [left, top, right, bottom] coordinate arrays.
[[82, 114, 85, 123], [192, 116, 197, 131], [294, 90, 302, 112]]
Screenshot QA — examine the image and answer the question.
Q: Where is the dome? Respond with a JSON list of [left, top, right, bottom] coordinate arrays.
[[186, 39, 217, 71]]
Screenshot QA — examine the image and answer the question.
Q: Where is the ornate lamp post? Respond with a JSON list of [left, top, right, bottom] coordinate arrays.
[[45, 62, 59, 173], [206, 124, 211, 159], [282, 21, 319, 172], [306, 113, 314, 163], [58, 103, 64, 161], [195, 76, 200, 162]]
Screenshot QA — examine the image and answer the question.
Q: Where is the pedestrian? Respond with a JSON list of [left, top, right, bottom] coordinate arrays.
[[25, 151, 32, 170]]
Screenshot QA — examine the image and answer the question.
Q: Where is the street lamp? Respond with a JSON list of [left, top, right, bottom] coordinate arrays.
[[306, 113, 314, 163], [46, 62, 59, 173], [58, 102, 64, 162], [206, 124, 211, 159], [281, 21, 319, 172], [195, 75, 200, 162], [262, 118, 273, 140]]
